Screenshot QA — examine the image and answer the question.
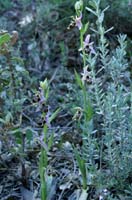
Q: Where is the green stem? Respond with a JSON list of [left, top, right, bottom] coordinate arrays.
[[39, 150, 47, 200], [82, 87, 87, 122], [80, 30, 87, 123], [80, 31, 86, 68]]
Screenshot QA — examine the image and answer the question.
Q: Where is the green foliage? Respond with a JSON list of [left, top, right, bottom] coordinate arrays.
[[0, 33, 10, 46], [75, 70, 84, 89], [73, 0, 132, 198], [74, 148, 87, 190], [0, 0, 12, 12], [0, 31, 30, 126], [0, 0, 132, 199], [38, 80, 59, 200]]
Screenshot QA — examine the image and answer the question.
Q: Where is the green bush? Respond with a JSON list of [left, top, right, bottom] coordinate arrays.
[[73, 0, 132, 198]]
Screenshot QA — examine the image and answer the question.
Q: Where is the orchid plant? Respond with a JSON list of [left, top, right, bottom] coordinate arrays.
[[38, 79, 60, 200], [71, 0, 96, 198]]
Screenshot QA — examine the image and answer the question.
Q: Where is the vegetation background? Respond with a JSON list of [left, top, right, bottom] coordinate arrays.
[[0, 0, 132, 199]]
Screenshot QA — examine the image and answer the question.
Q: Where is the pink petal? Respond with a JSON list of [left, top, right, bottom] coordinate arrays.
[[89, 45, 96, 54], [75, 14, 82, 30], [85, 34, 90, 44]]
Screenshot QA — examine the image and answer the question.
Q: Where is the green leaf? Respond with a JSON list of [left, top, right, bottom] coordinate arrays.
[[12, 129, 22, 144], [42, 149, 48, 168], [26, 128, 33, 143], [86, 7, 97, 16], [45, 87, 49, 101], [74, 70, 84, 89], [39, 154, 47, 200], [43, 124, 48, 134], [46, 174, 53, 195], [0, 33, 11, 46], [48, 133, 54, 150], [74, 148, 87, 189], [85, 100, 93, 121], [82, 22, 89, 35], [49, 108, 60, 123], [43, 124, 48, 143]]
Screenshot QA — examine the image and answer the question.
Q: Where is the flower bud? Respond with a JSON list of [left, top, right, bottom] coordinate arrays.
[[75, 0, 83, 15], [40, 79, 48, 90]]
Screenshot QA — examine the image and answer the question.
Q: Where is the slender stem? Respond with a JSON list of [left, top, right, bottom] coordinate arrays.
[[80, 29, 87, 123], [80, 31, 86, 68]]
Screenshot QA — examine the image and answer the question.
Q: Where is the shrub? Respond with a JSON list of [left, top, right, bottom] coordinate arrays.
[[73, 0, 132, 198]]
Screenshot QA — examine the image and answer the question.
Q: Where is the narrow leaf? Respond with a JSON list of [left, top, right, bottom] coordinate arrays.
[[75, 70, 83, 89], [86, 7, 97, 16], [0, 33, 11, 46], [49, 108, 60, 123]]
